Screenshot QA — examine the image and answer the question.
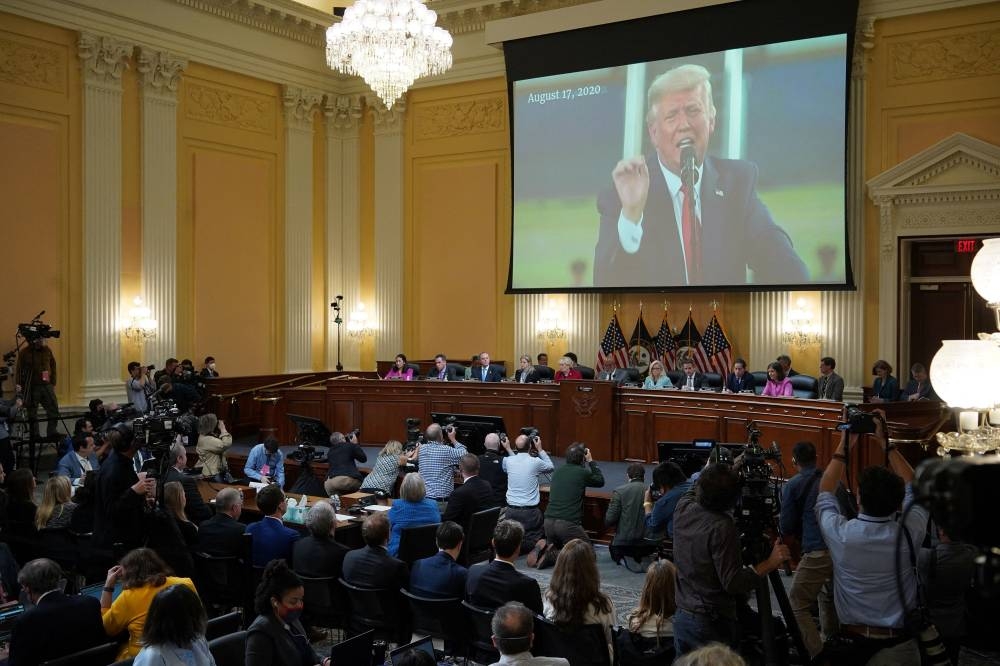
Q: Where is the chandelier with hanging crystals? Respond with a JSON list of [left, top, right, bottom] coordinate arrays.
[[326, 0, 453, 109]]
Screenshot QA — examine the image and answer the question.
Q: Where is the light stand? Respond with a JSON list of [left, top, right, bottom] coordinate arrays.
[[331, 295, 344, 372]]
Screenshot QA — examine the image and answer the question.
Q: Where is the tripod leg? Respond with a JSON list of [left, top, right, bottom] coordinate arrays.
[[754, 576, 780, 666], [769, 569, 810, 664]]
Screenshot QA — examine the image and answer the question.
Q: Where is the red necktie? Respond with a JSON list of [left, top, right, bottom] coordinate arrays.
[[681, 182, 701, 284]]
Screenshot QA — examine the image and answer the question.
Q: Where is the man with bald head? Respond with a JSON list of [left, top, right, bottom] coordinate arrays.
[[594, 63, 807, 287], [479, 433, 508, 507], [415, 423, 468, 503]]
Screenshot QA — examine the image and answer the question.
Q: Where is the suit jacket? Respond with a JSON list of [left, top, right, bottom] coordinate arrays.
[[442, 475, 496, 528], [725, 372, 756, 394], [343, 545, 408, 591], [594, 154, 808, 287], [466, 559, 542, 614], [93, 450, 147, 548], [818, 372, 845, 401], [197, 512, 247, 557], [410, 550, 468, 599], [473, 364, 505, 382], [514, 367, 539, 384], [164, 466, 214, 523], [54, 450, 100, 481], [245, 613, 320, 666], [678, 372, 706, 390], [292, 534, 350, 579], [478, 452, 508, 507], [9, 592, 105, 666], [325, 442, 367, 480], [246, 516, 300, 567], [426, 364, 461, 381], [605, 479, 648, 544]]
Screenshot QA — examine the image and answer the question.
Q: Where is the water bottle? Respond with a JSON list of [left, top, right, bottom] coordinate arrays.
[[329, 493, 341, 513]]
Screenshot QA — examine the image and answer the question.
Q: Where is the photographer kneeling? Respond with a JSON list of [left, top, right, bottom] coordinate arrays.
[[672, 463, 790, 657]]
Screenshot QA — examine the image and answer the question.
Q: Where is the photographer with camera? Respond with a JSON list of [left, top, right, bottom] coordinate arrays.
[[15, 336, 60, 438], [324, 430, 367, 495], [194, 413, 232, 482], [672, 464, 791, 657], [537, 443, 604, 566], [415, 423, 467, 504], [501, 429, 554, 555], [479, 433, 508, 507], [126, 362, 154, 414], [816, 410, 926, 664], [243, 437, 285, 488], [779, 441, 839, 659], [94, 428, 157, 549], [643, 461, 691, 539]]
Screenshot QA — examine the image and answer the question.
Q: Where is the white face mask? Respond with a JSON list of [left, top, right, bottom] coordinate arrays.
[[209, 363, 216, 370]]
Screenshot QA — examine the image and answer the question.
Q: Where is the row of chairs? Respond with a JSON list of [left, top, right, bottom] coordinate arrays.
[[39, 611, 243, 666], [396, 506, 501, 568]]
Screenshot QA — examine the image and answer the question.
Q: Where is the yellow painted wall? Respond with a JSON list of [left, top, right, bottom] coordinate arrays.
[[863, 3, 1000, 369], [177, 62, 284, 376], [0, 12, 81, 403], [403, 77, 513, 362]]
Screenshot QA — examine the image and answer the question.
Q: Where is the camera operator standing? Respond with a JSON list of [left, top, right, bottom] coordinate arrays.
[[15, 337, 60, 438], [125, 362, 154, 414], [779, 442, 839, 659], [672, 464, 790, 657], [816, 411, 926, 664]]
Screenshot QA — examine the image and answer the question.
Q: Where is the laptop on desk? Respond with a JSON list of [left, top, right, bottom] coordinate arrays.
[[329, 629, 374, 664]]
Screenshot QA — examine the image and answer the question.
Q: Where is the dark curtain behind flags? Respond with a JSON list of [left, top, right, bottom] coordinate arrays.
[[675, 312, 710, 372], [628, 308, 656, 374], [654, 309, 678, 371], [596, 312, 630, 373]]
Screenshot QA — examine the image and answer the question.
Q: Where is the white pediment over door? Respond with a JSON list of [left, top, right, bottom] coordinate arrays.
[[867, 132, 1000, 369]]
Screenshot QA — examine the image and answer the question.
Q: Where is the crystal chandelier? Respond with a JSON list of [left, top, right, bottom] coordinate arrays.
[[326, 0, 453, 109]]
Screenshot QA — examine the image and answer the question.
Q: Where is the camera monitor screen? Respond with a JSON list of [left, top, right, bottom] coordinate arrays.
[[505, 0, 857, 292], [287, 413, 332, 448], [657, 440, 743, 464], [431, 412, 508, 456]]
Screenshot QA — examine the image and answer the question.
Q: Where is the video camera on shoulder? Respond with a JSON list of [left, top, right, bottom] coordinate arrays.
[[838, 405, 880, 434]]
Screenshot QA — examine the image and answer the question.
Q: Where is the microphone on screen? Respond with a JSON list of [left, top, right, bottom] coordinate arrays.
[[678, 138, 698, 190]]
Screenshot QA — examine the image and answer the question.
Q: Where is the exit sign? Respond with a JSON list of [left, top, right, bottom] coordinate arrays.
[[956, 239, 977, 253]]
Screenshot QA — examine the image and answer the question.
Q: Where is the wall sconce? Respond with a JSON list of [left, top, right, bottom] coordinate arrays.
[[346, 302, 374, 339], [537, 301, 566, 340], [123, 297, 157, 343], [781, 298, 821, 348]]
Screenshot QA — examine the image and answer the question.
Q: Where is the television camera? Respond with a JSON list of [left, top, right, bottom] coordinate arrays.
[[837, 405, 881, 434], [405, 417, 423, 450]]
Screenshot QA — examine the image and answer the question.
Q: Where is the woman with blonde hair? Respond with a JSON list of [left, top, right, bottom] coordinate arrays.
[[643, 360, 673, 389], [360, 440, 415, 496], [35, 475, 76, 530], [627, 559, 677, 641]]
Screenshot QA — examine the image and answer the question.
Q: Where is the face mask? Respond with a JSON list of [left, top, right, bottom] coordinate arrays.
[[278, 607, 302, 625], [209, 363, 216, 370]]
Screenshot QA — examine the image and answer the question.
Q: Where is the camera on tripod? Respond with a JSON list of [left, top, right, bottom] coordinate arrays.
[[289, 443, 317, 462], [18, 321, 60, 341], [837, 405, 881, 434], [404, 417, 423, 451]]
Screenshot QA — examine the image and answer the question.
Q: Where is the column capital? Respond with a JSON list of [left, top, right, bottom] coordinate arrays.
[[282, 85, 323, 131], [852, 17, 876, 81], [325, 94, 363, 135], [137, 47, 188, 98], [78, 32, 132, 87], [368, 94, 406, 134]]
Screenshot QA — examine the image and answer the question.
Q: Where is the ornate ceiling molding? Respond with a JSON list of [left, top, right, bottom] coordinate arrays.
[[169, 0, 329, 46]]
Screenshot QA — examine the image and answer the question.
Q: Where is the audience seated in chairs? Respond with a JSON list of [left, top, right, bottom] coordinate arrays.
[[163, 442, 213, 523], [542, 539, 615, 657], [148, 480, 197, 577], [245, 484, 300, 568], [69, 471, 98, 534], [618, 560, 677, 664], [133, 583, 214, 666], [387, 472, 441, 557], [490, 601, 569, 666], [466, 519, 542, 614], [102, 547, 198, 661], [9, 558, 105, 666], [443, 453, 497, 529], [55, 432, 101, 483], [6, 468, 37, 536], [673, 643, 747, 666], [197, 487, 245, 557], [245, 559, 331, 666], [35, 475, 76, 531], [409, 520, 468, 599], [342, 512, 408, 592], [292, 499, 349, 579]]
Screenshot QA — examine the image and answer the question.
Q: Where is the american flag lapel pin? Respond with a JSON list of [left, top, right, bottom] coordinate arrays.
[[715, 189, 724, 197]]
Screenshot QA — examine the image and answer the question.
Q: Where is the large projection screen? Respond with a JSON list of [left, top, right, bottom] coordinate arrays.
[[505, 0, 858, 293]]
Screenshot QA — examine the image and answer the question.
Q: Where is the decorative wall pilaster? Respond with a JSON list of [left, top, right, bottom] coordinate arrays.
[[568, 294, 601, 367], [79, 32, 132, 400], [138, 47, 187, 368], [325, 94, 363, 370], [370, 95, 406, 363], [513, 294, 600, 367], [283, 85, 323, 372]]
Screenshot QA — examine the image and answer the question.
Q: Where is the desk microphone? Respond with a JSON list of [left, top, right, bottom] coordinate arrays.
[[678, 138, 698, 190]]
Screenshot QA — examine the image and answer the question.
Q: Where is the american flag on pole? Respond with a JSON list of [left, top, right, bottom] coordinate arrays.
[[702, 313, 734, 376], [675, 312, 710, 372], [596, 313, 630, 373], [654, 310, 678, 370]]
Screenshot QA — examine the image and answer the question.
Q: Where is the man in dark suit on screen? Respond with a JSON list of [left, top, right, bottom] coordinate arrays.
[[443, 454, 497, 529], [594, 64, 808, 287], [465, 519, 542, 613], [342, 512, 408, 591]]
